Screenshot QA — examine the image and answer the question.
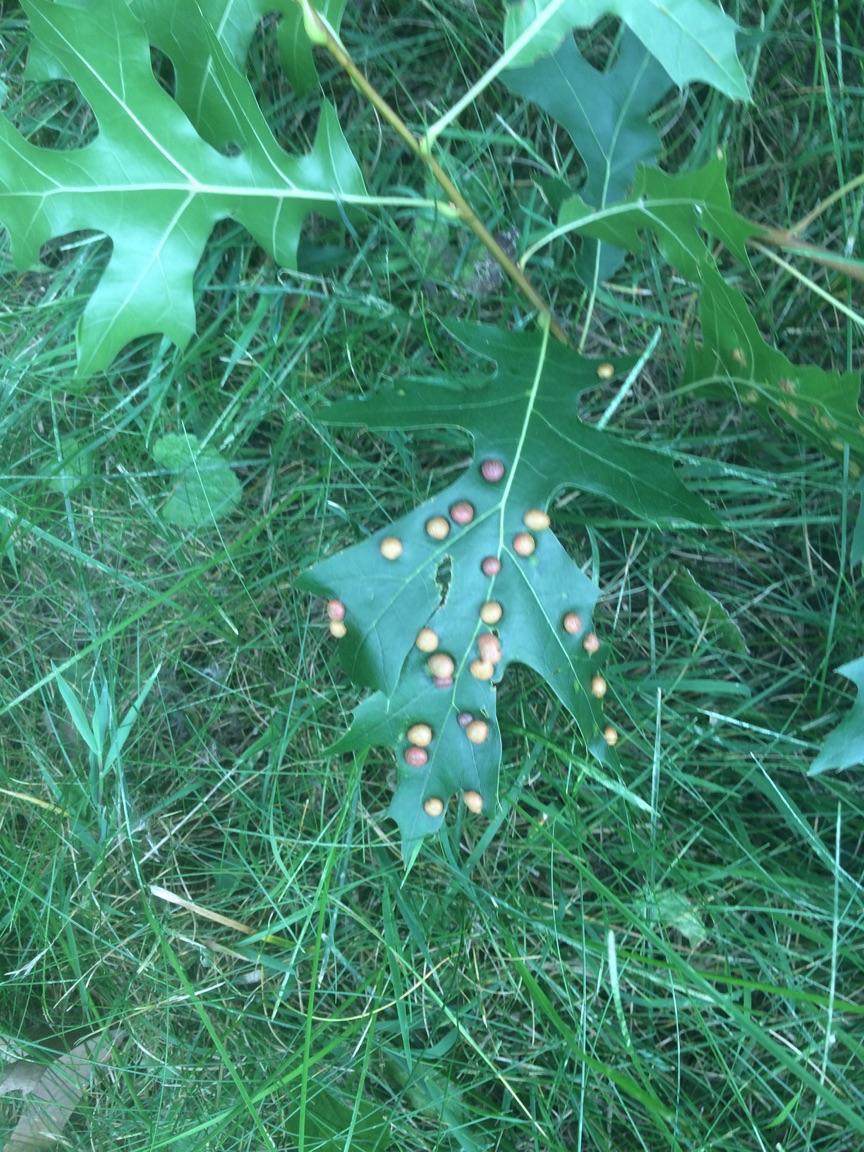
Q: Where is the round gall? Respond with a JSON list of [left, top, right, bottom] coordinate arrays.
[[380, 536, 403, 561]]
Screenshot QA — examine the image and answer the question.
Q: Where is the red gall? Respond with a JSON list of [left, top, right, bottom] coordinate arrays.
[[449, 501, 475, 525], [513, 532, 535, 557], [480, 458, 505, 483], [562, 612, 582, 635]]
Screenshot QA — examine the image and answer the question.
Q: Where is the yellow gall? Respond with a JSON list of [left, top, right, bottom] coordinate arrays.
[[563, 612, 582, 635], [425, 515, 450, 541], [591, 675, 607, 699], [730, 347, 747, 365], [583, 632, 600, 654], [427, 652, 455, 679], [513, 532, 536, 557], [744, 389, 759, 404], [778, 377, 797, 395], [480, 600, 503, 625], [603, 725, 619, 747], [463, 790, 484, 814], [851, 462, 862, 479], [477, 632, 502, 665], [523, 508, 550, 531], [781, 401, 799, 419], [415, 627, 439, 653], [423, 796, 444, 818], [470, 658, 495, 681], [328, 620, 347, 639], [831, 438, 845, 453], [466, 719, 489, 745], [407, 723, 433, 748], [818, 413, 836, 431], [596, 362, 615, 381], [380, 536, 403, 560]]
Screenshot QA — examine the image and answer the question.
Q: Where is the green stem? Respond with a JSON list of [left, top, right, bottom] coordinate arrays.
[[423, 0, 571, 145], [299, 2, 570, 345]]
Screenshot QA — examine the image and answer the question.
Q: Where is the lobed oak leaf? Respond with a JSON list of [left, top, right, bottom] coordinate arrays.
[[552, 158, 864, 461], [503, 30, 675, 284], [504, 0, 750, 102], [300, 322, 714, 856], [810, 658, 864, 776], [0, 0, 364, 375]]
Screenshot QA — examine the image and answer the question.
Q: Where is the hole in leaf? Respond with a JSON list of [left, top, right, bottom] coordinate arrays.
[[576, 16, 622, 70], [247, 14, 313, 153], [22, 80, 97, 150], [435, 557, 451, 606], [149, 47, 176, 100]]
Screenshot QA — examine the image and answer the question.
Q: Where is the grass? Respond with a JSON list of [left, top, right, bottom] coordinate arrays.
[[1, 1, 863, 1149]]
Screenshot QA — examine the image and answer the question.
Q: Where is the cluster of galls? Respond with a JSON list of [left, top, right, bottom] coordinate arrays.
[[416, 601, 505, 687], [323, 452, 620, 821], [379, 457, 548, 574], [326, 598, 347, 638], [401, 715, 486, 817]]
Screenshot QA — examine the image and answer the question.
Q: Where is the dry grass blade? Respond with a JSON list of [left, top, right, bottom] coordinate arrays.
[[0, 1033, 119, 1152]]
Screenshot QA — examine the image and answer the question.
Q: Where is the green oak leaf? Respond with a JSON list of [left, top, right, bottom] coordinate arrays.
[[809, 658, 864, 776], [685, 270, 864, 461], [668, 565, 748, 655], [852, 482, 864, 567], [153, 433, 241, 528], [276, 0, 348, 96], [503, 31, 675, 283], [556, 158, 864, 460], [27, 1, 347, 109], [643, 886, 708, 947], [1, 0, 364, 375], [48, 436, 90, 496], [504, 0, 750, 102], [556, 155, 755, 277], [131, 0, 348, 143], [299, 321, 714, 856]]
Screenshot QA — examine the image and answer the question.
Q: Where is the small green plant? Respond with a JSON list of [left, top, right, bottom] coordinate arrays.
[[153, 434, 241, 529]]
